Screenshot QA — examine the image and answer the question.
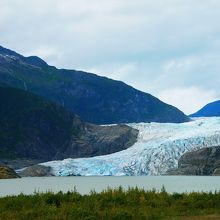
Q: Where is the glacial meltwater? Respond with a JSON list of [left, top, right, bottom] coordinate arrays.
[[1, 176, 220, 197]]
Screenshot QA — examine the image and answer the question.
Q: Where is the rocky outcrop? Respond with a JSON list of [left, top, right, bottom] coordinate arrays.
[[0, 165, 20, 179], [61, 124, 138, 159], [167, 146, 220, 175], [0, 159, 43, 170], [19, 165, 52, 177]]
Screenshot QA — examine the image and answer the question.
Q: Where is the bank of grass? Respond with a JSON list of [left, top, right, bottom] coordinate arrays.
[[0, 187, 220, 220]]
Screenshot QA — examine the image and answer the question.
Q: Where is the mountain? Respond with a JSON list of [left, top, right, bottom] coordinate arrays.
[[0, 86, 138, 168], [0, 45, 189, 124], [37, 117, 220, 176], [190, 100, 220, 117]]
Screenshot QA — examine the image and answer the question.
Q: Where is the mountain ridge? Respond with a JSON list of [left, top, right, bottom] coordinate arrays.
[[190, 100, 220, 117], [0, 45, 47, 67], [0, 45, 189, 124]]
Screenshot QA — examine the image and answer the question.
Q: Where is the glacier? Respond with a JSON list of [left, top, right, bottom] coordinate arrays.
[[42, 117, 220, 176]]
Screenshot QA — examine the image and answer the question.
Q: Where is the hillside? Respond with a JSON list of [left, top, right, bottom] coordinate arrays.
[[0, 165, 20, 179], [0, 45, 189, 124], [190, 100, 220, 117], [0, 87, 138, 168]]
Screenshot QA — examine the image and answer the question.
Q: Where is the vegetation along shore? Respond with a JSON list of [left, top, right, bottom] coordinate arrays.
[[1, 187, 220, 219]]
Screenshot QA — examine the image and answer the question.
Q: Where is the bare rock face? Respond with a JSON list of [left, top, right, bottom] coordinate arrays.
[[60, 124, 139, 159], [167, 146, 220, 175], [0, 165, 20, 179], [19, 165, 52, 177], [0, 159, 43, 170]]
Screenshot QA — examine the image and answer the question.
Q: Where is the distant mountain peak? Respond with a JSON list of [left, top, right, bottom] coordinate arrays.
[[190, 100, 220, 117], [0, 45, 47, 67], [25, 55, 48, 67]]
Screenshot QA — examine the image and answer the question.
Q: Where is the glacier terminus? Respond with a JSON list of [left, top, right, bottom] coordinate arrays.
[[42, 117, 220, 176]]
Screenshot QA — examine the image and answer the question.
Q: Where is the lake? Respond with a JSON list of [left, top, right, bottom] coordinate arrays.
[[0, 176, 220, 197]]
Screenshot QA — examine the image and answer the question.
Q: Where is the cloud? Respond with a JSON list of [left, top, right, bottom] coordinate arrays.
[[0, 0, 220, 113], [158, 87, 218, 115], [23, 46, 62, 65]]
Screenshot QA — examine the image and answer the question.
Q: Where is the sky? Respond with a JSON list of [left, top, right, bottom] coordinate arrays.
[[1, 0, 220, 114]]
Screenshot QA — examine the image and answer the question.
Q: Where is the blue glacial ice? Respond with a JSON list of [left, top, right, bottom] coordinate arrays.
[[42, 117, 220, 176]]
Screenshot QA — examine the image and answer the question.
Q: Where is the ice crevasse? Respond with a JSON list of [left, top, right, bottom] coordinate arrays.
[[42, 117, 220, 176]]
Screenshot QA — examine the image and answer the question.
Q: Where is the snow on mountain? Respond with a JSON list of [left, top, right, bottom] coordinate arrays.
[[42, 117, 220, 176]]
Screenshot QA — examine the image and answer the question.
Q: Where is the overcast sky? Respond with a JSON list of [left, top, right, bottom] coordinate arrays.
[[1, 0, 220, 114]]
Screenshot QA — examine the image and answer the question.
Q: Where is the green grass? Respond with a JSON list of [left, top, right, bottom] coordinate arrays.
[[1, 187, 220, 219]]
